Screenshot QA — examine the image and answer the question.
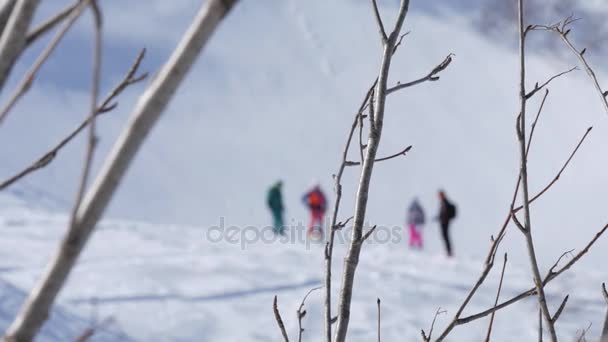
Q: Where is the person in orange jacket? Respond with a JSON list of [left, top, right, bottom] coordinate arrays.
[[302, 184, 327, 237]]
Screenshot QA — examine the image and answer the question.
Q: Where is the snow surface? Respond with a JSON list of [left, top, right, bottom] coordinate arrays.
[[0, 200, 606, 341], [0, 0, 607, 340]]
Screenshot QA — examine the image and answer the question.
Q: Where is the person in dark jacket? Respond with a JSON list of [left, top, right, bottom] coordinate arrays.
[[437, 190, 457, 257], [267, 180, 285, 235], [302, 184, 327, 237], [407, 198, 425, 248]]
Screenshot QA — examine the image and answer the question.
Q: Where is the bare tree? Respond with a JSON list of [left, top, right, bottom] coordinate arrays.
[[3, 0, 237, 340], [329, 1, 451, 341]]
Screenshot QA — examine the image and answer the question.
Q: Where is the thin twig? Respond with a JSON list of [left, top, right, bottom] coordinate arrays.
[[345, 145, 412, 166], [0, 0, 40, 93], [601, 283, 608, 342], [25, 1, 79, 47], [422, 308, 446, 342], [69, 0, 102, 225], [539, 307, 543, 342], [362, 225, 377, 242], [0, 49, 147, 191], [371, 0, 387, 43], [377, 298, 381, 342], [456, 222, 608, 326], [273, 296, 290, 342], [484, 253, 507, 342], [0, 0, 88, 126], [535, 16, 608, 116], [525, 67, 577, 100], [514, 127, 593, 212], [386, 54, 453, 95], [297, 286, 321, 342], [551, 295, 568, 323], [526, 89, 549, 158]]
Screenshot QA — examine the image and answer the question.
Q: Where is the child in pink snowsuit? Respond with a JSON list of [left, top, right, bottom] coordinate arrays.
[[407, 199, 425, 248]]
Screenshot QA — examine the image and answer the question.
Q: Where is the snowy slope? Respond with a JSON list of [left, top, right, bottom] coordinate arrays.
[[0, 201, 606, 341], [1, 0, 607, 268], [1, 0, 608, 340]]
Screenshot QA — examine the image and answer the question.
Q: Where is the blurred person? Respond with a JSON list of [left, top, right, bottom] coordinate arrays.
[[302, 182, 327, 238], [406, 198, 425, 249], [267, 180, 285, 235], [437, 190, 457, 257]]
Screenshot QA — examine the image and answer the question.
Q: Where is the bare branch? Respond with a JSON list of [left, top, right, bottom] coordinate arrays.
[[539, 307, 543, 342], [485, 253, 508, 342], [25, 1, 78, 47], [0, 49, 147, 191], [386, 54, 453, 95], [0, 0, 87, 126], [0, 1, 17, 37], [333, 216, 353, 231], [457, 222, 608, 326], [273, 296, 290, 342], [371, 0, 387, 43], [544, 223, 608, 285], [602, 283, 608, 342], [526, 89, 549, 158], [514, 127, 593, 212], [3, 1, 237, 340], [377, 298, 381, 342], [422, 308, 446, 342], [551, 295, 569, 323], [362, 225, 377, 243], [544, 249, 574, 281], [358, 112, 365, 164], [345, 145, 412, 166], [525, 67, 577, 100], [297, 286, 321, 342], [69, 0, 102, 224], [0, 0, 40, 93], [334, 1, 413, 340], [324, 82, 375, 342], [542, 18, 608, 116]]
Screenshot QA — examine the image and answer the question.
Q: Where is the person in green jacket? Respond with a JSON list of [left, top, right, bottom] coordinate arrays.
[[267, 180, 285, 234]]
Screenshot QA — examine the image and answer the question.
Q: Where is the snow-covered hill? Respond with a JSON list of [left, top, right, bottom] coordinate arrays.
[[0, 201, 606, 341], [1, 0, 608, 340]]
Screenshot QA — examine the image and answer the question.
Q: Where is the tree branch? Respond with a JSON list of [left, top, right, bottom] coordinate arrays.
[[0, 0, 87, 126], [345, 145, 412, 166], [535, 16, 608, 116], [377, 298, 381, 342], [484, 253, 508, 342], [334, 2, 412, 341], [25, 1, 78, 47], [551, 295, 568, 323], [386, 54, 453, 95], [525, 67, 577, 100], [69, 0, 102, 225], [514, 126, 592, 212], [273, 296, 290, 342], [601, 283, 608, 342], [370, 0, 387, 43], [0, 0, 40, 94], [3, 1, 237, 340], [0, 48, 147, 191], [297, 286, 320, 342], [456, 222, 608, 326]]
